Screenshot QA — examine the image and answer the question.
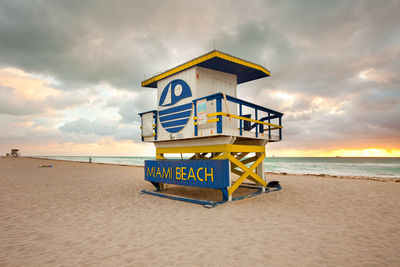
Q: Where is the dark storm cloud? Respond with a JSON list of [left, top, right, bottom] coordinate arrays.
[[0, 0, 174, 90], [0, 0, 398, 152], [0, 0, 240, 91], [213, 0, 400, 95], [210, 0, 400, 150], [214, 21, 294, 67], [1, 0, 398, 93]]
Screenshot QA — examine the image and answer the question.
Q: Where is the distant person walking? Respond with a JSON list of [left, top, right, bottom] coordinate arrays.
[[89, 157, 92, 163]]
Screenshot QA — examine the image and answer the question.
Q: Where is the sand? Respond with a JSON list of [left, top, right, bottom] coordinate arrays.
[[0, 157, 399, 266]]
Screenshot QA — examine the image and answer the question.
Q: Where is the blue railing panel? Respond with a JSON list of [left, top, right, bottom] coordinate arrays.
[[195, 93, 283, 116], [192, 93, 283, 140]]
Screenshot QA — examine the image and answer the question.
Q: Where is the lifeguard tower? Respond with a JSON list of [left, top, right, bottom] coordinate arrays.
[[11, 149, 20, 157], [139, 50, 283, 203]]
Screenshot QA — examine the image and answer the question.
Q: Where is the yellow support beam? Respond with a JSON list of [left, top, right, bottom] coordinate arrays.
[[227, 153, 266, 196], [229, 145, 265, 153], [228, 170, 250, 196], [156, 144, 265, 154], [212, 152, 229, 160], [231, 155, 258, 171], [230, 169, 260, 185], [231, 168, 244, 177], [246, 176, 262, 185], [231, 153, 266, 186], [156, 154, 166, 159], [240, 155, 258, 165], [157, 145, 228, 154], [230, 167, 260, 185], [235, 152, 249, 161]]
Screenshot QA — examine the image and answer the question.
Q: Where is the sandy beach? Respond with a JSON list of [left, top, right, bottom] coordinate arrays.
[[0, 157, 399, 266]]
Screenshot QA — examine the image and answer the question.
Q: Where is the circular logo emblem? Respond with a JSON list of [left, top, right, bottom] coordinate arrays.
[[158, 79, 192, 133]]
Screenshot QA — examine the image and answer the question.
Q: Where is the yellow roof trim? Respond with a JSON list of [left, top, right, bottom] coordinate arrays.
[[214, 51, 270, 76], [141, 50, 270, 87]]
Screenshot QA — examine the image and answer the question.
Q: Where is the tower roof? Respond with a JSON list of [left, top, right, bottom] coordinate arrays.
[[141, 50, 270, 88]]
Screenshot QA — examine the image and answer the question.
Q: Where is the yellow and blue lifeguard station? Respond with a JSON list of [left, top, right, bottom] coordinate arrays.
[[139, 50, 283, 205]]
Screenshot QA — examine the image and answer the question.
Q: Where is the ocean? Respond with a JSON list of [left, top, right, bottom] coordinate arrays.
[[34, 156, 400, 179]]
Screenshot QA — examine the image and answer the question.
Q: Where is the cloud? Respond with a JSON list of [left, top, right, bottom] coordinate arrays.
[[58, 117, 141, 142], [0, 0, 245, 91], [45, 91, 89, 109], [0, 85, 44, 115], [0, 0, 399, 155], [59, 118, 118, 136], [0, 0, 165, 90], [118, 92, 156, 123]]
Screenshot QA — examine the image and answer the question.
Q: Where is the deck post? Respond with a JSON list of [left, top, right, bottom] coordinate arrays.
[[193, 101, 198, 136], [255, 108, 258, 137], [268, 112, 271, 139], [239, 104, 243, 136], [154, 111, 158, 140], [256, 152, 266, 192], [216, 97, 223, 134]]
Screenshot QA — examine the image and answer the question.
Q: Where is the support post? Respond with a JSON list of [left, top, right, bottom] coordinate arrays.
[[140, 115, 144, 141], [150, 182, 160, 191], [256, 152, 266, 192], [268, 112, 271, 139], [239, 104, 243, 136], [193, 101, 198, 136], [154, 111, 158, 141], [255, 108, 258, 137], [221, 188, 229, 202], [216, 97, 223, 134]]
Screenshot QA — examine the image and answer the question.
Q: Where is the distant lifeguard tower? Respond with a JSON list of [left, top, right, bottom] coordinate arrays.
[[139, 50, 283, 202], [11, 149, 20, 157]]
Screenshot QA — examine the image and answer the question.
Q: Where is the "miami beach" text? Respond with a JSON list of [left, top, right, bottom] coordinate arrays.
[[146, 166, 214, 182]]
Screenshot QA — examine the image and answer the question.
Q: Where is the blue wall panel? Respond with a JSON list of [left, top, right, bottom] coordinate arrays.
[[145, 159, 230, 189]]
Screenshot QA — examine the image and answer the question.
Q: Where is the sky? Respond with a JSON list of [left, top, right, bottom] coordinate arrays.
[[0, 0, 399, 157]]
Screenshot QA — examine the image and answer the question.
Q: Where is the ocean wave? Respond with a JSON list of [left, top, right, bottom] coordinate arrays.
[[32, 156, 400, 179]]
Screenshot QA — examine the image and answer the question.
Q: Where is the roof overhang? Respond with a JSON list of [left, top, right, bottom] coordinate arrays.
[[141, 50, 270, 88]]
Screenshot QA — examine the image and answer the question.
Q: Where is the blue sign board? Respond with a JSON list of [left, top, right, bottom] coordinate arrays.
[[145, 159, 230, 189]]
